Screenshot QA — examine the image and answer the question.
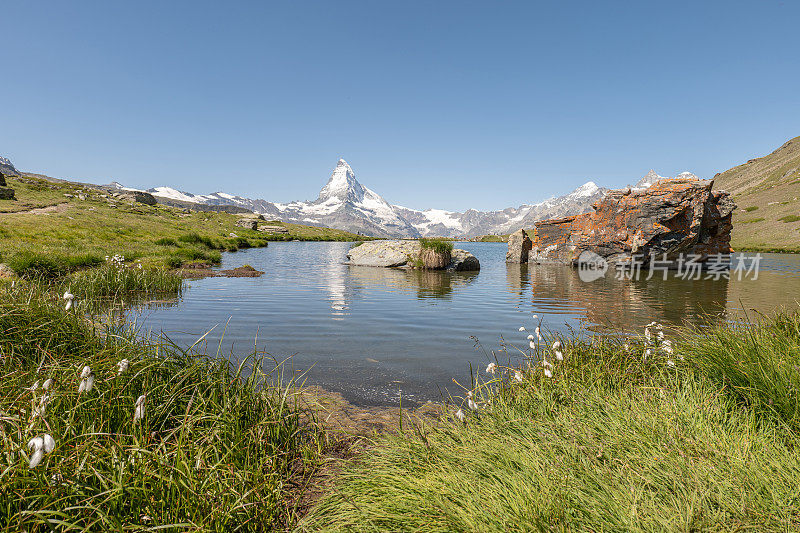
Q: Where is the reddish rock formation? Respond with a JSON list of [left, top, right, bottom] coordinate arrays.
[[524, 178, 735, 265]]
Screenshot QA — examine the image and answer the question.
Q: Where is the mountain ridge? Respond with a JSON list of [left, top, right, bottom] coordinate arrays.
[[127, 159, 612, 238]]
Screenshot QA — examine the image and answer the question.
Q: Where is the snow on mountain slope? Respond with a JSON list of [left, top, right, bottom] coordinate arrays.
[[131, 162, 702, 238], [635, 170, 698, 189]]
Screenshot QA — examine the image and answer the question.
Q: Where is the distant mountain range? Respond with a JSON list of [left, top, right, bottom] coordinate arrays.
[[3, 152, 702, 238], [112, 159, 696, 238]]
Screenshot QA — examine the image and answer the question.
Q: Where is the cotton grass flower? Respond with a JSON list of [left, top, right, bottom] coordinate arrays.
[[529, 340, 536, 350], [552, 341, 564, 361], [662, 339, 673, 354], [513, 370, 523, 383], [467, 397, 478, 410], [535, 327, 542, 341], [532, 314, 538, 319], [63, 291, 75, 311], [42, 378, 54, 390], [32, 394, 50, 418], [117, 359, 130, 375], [133, 394, 146, 423], [485, 362, 497, 374], [78, 366, 94, 393], [519, 326, 526, 332], [527, 334, 535, 341], [455, 409, 466, 422], [25, 380, 40, 392], [667, 359, 676, 368], [27, 434, 55, 469]]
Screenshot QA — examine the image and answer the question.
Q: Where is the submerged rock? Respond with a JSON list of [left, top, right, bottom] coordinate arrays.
[[521, 177, 735, 266], [346, 240, 480, 271]]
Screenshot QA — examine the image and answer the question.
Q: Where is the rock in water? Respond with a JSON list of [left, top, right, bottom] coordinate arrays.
[[346, 240, 480, 271], [505, 229, 533, 263], [525, 177, 735, 265]]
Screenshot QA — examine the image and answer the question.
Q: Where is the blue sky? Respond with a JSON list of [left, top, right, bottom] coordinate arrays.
[[1, 1, 798, 211]]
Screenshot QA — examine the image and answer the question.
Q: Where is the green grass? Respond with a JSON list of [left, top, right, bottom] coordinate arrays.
[[744, 206, 760, 212], [302, 313, 800, 531], [65, 263, 184, 303], [779, 214, 800, 223], [6, 251, 103, 280], [739, 217, 765, 224], [0, 175, 371, 272], [0, 283, 323, 530], [419, 238, 454, 254]]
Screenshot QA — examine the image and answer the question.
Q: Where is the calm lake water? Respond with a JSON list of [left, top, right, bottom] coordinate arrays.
[[129, 242, 800, 407]]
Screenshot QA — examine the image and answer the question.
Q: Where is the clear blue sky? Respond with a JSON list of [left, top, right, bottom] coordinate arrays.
[[1, 1, 798, 211]]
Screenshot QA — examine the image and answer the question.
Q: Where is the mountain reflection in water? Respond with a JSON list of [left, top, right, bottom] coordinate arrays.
[[126, 242, 800, 406]]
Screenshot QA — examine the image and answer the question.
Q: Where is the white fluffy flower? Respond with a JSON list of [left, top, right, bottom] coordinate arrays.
[[133, 394, 146, 423], [26, 380, 40, 392], [455, 409, 466, 422], [667, 360, 675, 368], [117, 359, 130, 375], [527, 334, 535, 341], [552, 341, 562, 351], [529, 341, 536, 350], [519, 326, 526, 332], [662, 340, 673, 354], [544, 367, 553, 378], [468, 398, 478, 410], [27, 434, 55, 469], [33, 394, 50, 418], [513, 370, 523, 383], [63, 291, 75, 311], [42, 378, 54, 390], [78, 366, 94, 393], [485, 362, 497, 374], [535, 327, 542, 341], [532, 314, 538, 319], [555, 351, 564, 361]]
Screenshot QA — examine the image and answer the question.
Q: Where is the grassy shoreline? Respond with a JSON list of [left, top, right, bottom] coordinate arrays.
[[301, 314, 800, 531], [4, 272, 800, 529], [0, 174, 369, 275]]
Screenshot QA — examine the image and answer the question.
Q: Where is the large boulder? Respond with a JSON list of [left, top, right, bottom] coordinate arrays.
[[505, 229, 532, 263], [235, 218, 259, 230], [527, 177, 735, 266], [111, 190, 157, 205], [346, 240, 480, 271]]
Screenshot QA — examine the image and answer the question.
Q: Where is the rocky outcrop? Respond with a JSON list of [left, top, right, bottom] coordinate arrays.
[[109, 190, 157, 205], [0, 171, 15, 200], [346, 240, 480, 271], [523, 177, 735, 266], [506, 229, 532, 263]]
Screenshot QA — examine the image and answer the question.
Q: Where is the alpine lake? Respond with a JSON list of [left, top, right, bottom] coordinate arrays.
[[125, 242, 800, 407]]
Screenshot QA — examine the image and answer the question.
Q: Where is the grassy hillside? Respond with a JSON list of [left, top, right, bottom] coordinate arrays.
[[0, 175, 368, 272], [714, 136, 800, 252]]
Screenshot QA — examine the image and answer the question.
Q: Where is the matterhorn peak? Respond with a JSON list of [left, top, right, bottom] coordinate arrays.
[[318, 158, 366, 202]]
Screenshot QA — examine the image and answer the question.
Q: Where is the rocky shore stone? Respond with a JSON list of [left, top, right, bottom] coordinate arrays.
[[506, 229, 532, 263], [346, 240, 480, 271], [521, 177, 735, 266]]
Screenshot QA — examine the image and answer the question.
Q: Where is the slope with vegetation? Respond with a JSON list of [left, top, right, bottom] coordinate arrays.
[[0, 174, 368, 276], [714, 135, 800, 252]]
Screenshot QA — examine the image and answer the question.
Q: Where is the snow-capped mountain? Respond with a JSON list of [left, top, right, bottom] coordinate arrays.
[[129, 159, 608, 237], [635, 169, 698, 189], [0, 156, 18, 175]]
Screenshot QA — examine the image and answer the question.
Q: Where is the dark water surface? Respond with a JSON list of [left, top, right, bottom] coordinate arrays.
[[129, 242, 800, 406]]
